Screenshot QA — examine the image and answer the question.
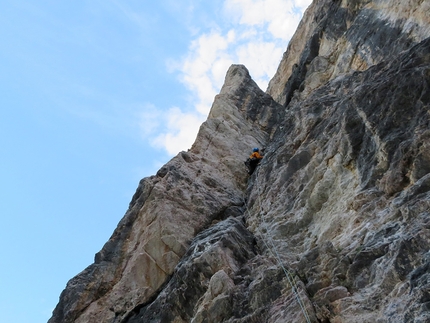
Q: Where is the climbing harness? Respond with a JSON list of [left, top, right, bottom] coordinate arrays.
[[243, 165, 312, 323]]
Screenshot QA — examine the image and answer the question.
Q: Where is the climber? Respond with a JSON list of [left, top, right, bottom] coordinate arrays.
[[245, 148, 263, 175]]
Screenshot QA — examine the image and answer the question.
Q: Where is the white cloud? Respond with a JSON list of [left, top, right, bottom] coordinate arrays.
[[176, 0, 312, 96], [235, 40, 285, 89], [143, 0, 312, 156], [152, 107, 206, 155], [223, 0, 308, 41], [137, 103, 162, 137], [295, 0, 313, 10], [180, 30, 236, 115]]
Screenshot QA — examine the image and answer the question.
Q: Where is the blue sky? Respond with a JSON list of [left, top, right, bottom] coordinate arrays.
[[0, 1, 310, 322]]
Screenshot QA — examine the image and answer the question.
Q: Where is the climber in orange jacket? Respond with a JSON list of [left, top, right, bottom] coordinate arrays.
[[245, 147, 263, 175]]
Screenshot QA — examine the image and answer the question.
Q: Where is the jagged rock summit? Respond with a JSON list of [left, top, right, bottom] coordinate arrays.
[[49, 0, 430, 322]]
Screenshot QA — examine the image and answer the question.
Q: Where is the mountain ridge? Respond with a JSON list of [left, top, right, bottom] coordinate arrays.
[[49, 0, 430, 322]]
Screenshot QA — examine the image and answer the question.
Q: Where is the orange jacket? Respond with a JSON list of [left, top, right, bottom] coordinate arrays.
[[249, 151, 263, 159]]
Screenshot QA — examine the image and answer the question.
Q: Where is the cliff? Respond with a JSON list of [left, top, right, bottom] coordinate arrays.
[[49, 0, 430, 322]]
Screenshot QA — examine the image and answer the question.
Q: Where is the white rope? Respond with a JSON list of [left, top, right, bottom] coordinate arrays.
[[201, 125, 312, 321], [243, 165, 312, 323]]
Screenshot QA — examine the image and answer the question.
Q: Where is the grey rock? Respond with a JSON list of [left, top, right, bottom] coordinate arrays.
[[49, 0, 430, 322]]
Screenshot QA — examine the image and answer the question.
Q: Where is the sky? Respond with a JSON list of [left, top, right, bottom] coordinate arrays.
[[0, 1, 311, 322]]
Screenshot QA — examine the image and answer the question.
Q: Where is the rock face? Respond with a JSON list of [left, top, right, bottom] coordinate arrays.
[[49, 0, 430, 322]]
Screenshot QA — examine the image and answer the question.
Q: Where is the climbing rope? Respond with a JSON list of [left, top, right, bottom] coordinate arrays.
[[200, 122, 312, 320], [242, 165, 312, 323]]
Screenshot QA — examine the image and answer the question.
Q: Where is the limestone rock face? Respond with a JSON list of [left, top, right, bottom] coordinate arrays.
[[249, 37, 430, 323], [267, 0, 430, 105], [49, 0, 430, 322], [48, 65, 281, 323]]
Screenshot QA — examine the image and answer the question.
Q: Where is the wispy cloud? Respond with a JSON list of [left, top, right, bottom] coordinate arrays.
[[138, 103, 163, 137], [151, 107, 206, 155], [178, 29, 236, 115], [223, 0, 308, 40], [108, 0, 155, 30], [141, 0, 312, 156]]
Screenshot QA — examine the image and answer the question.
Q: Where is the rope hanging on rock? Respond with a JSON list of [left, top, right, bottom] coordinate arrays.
[[243, 165, 312, 323]]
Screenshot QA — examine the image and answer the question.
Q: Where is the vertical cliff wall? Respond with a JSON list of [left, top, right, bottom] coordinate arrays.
[[49, 0, 430, 322]]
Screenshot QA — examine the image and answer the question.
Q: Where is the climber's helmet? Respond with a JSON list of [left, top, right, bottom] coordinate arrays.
[[253, 148, 259, 152]]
